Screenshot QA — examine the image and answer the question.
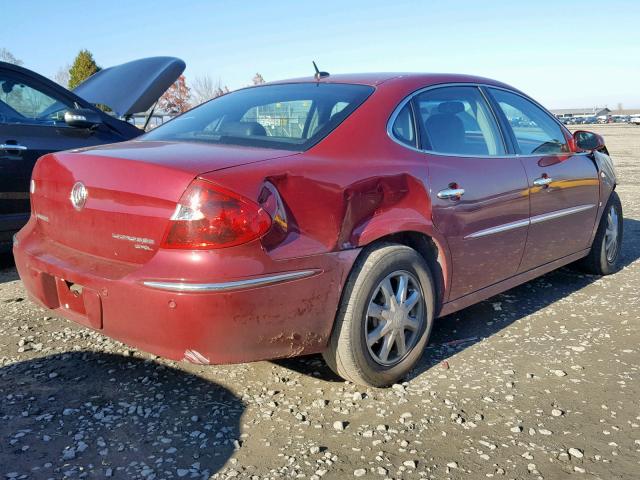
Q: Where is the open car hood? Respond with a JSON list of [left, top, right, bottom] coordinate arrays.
[[73, 57, 185, 117]]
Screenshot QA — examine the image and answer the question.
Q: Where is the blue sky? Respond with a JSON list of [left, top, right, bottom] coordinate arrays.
[[2, 0, 638, 108]]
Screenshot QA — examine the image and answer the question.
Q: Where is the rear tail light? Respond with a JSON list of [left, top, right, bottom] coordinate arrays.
[[161, 178, 271, 249]]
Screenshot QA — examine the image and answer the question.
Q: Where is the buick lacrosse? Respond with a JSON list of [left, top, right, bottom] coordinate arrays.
[[14, 72, 623, 387]]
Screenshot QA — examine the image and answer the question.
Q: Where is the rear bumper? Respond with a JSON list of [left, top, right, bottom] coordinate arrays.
[[14, 224, 359, 364]]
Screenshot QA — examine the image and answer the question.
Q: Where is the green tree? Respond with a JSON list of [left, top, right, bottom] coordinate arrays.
[[68, 50, 100, 89]]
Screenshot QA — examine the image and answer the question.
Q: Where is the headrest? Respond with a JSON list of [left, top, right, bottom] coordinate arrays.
[[220, 121, 267, 137], [437, 101, 465, 115]]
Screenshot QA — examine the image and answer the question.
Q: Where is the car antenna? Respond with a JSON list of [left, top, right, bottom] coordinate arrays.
[[312, 61, 329, 80]]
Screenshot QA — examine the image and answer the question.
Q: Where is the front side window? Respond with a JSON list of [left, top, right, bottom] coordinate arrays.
[[489, 88, 569, 155], [0, 72, 71, 125], [143, 83, 374, 151], [413, 86, 505, 156]]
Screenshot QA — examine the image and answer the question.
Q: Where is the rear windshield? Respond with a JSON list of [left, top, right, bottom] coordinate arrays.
[[142, 83, 374, 151]]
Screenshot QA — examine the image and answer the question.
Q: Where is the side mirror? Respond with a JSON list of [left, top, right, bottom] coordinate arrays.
[[64, 108, 103, 129], [573, 130, 605, 152]]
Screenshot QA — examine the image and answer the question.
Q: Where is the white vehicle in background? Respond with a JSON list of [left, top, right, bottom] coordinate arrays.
[[630, 115, 640, 126]]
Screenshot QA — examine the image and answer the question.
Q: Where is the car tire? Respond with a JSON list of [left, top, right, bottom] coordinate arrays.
[[579, 191, 623, 275], [323, 243, 435, 387]]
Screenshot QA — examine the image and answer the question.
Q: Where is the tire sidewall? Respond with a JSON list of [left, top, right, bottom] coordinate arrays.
[[347, 248, 435, 386], [598, 193, 623, 274]]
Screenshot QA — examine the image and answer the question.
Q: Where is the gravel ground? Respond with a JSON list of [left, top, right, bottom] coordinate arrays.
[[1, 124, 638, 479]]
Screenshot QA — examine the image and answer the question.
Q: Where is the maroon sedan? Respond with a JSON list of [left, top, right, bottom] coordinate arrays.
[[13, 73, 623, 387]]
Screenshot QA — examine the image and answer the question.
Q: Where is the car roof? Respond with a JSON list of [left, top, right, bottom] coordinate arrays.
[[267, 72, 516, 91]]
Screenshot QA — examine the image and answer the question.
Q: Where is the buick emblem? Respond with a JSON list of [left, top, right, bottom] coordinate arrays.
[[70, 182, 88, 211]]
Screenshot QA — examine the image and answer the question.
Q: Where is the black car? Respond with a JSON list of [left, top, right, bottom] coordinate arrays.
[[0, 57, 185, 248]]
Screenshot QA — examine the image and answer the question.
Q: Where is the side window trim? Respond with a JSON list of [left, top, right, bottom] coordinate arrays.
[[389, 101, 419, 149], [408, 100, 419, 149], [410, 96, 430, 151], [387, 82, 570, 158], [411, 85, 507, 157], [474, 86, 510, 155], [479, 86, 518, 155], [388, 84, 511, 157]]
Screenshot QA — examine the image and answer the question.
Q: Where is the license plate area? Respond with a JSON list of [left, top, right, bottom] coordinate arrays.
[[57, 279, 86, 314], [56, 278, 103, 329]]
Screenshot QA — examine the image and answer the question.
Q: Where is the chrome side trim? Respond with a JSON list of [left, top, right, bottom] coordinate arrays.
[[0, 143, 27, 151], [464, 204, 596, 239], [464, 219, 530, 239], [530, 204, 596, 225], [533, 176, 553, 187], [142, 269, 319, 293], [437, 187, 465, 200]]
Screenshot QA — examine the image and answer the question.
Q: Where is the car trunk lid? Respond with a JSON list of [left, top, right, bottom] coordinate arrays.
[[30, 141, 295, 264], [72, 57, 185, 117]]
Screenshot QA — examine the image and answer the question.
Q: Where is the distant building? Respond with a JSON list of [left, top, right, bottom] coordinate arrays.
[[550, 107, 611, 118], [609, 108, 640, 116]]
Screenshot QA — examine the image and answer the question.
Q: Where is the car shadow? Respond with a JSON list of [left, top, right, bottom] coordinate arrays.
[[0, 352, 244, 478], [276, 217, 640, 384], [0, 252, 19, 283]]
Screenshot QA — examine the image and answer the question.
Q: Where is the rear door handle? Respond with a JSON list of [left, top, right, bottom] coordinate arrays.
[[437, 187, 465, 200], [0, 144, 28, 151], [533, 176, 553, 187]]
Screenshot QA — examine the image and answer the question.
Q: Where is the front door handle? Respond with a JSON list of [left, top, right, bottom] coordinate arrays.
[[0, 143, 28, 151], [437, 187, 465, 200], [533, 176, 553, 187]]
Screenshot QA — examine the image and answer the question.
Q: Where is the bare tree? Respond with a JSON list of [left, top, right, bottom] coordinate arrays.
[[53, 64, 71, 88], [191, 74, 216, 105], [191, 74, 231, 105], [0, 48, 23, 66], [213, 80, 230, 99], [616, 102, 623, 112], [252, 73, 265, 85]]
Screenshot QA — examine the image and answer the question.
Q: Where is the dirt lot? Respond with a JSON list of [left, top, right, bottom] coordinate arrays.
[[1, 124, 638, 479]]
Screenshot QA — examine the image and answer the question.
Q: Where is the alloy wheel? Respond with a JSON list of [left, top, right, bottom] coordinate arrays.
[[365, 270, 425, 366], [605, 205, 620, 263]]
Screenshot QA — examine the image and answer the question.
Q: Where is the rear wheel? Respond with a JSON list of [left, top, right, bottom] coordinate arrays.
[[323, 244, 435, 387], [580, 191, 623, 275]]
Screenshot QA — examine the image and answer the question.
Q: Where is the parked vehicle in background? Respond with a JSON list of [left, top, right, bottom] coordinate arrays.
[[0, 57, 185, 248], [13, 72, 623, 387], [630, 115, 640, 125]]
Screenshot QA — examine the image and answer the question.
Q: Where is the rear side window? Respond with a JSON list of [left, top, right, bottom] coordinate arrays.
[[413, 86, 505, 156], [391, 103, 417, 148], [488, 88, 569, 155], [143, 83, 374, 151]]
